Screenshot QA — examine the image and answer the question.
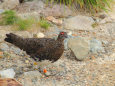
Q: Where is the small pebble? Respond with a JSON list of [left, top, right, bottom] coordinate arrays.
[[25, 60, 29, 63], [0, 68, 15, 78], [37, 32, 45, 38]]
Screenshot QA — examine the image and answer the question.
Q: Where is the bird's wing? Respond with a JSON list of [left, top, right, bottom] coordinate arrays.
[[23, 38, 55, 55]]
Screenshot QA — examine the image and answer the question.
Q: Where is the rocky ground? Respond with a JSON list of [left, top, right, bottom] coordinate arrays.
[[0, 0, 115, 86]]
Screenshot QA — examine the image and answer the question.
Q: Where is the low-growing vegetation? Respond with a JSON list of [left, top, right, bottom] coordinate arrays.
[[0, 10, 51, 31], [16, 18, 34, 31], [0, 10, 18, 25], [46, 0, 113, 12], [39, 19, 51, 30]]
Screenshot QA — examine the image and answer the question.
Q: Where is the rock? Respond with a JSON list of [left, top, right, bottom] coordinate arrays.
[[0, 43, 9, 51], [42, 4, 73, 17], [99, 17, 112, 24], [68, 37, 90, 60], [64, 38, 69, 50], [46, 16, 62, 25], [63, 15, 95, 30], [19, 71, 42, 86], [0, 9, 4, 14], [0, 68, 15, 78], [16, 0, 45, 13], [110, 53, 115, 59], [35, 32, 45, 38], [0, 51, 3, 58], [67, 31, 72, 36], [102, 40, 109, 45], [90, 38, 104, 54], [0, 78, 22, 86], [10, 46, 23, 56], [0, 0, 19, 9], [18, 12, 40, 19], [99, 14, 107, 19], [14, 31, 32, 38], [99, 22, 115, 37]]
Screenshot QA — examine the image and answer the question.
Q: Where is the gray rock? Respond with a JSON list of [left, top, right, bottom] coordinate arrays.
[[17, 11, 40, 20], [90, 38, 104, 54], [14, 31, 32, 38], [68, 37, 90, 60], [19, 71, 42, 86], [97, 22, 115, 38], [64, 35, 75, 50], [0, 9, 4, 14], [102, 40, 109, 45], [0, 0, 19, 9], [10, 46, 24, 56], [99, 17, 112, 24], [63, 15, 95, 30], [0, 43, 9, 51], [16, 0, 45, 13], [0, 68, 15, 78], [42, 4, 73, 17]]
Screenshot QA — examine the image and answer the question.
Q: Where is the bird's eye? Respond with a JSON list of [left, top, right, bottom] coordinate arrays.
[[60, 32, 64, 35]]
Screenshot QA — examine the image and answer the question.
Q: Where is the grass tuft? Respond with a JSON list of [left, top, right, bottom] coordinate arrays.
[[39, 19, 51, 29], [46, 0, 113, 12], [16, 18, 34, 31], [0, 10, 18, 25]]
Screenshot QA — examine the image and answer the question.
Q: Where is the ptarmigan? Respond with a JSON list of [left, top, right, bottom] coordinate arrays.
[[5, 32, 68, 75]]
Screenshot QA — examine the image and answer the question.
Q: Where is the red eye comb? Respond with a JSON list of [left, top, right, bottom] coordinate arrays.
[[60, 32, 64, 35]]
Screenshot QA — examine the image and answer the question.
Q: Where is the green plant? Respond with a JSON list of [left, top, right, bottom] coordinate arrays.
[[46, 0, 113, 12], [16, 18, 34, 31], [39, 19, 51, 29], [0, 10, 18, 25], [92, 22, 99, 28]]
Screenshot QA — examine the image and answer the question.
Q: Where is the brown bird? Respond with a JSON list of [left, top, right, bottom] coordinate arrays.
[[19, 0, 24, 3], [4, 32, 67, 75]]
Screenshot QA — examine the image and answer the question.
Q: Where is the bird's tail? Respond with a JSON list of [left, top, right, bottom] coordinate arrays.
[[4, 33, 23, 48]]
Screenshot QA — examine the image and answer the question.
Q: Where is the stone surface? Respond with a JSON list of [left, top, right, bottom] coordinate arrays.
[[14, 31, 32, 38], [46, 16, 63, 25], [99, 17, 112, 24], [68, 37, 90, 60], [90, 38, 104, 54], [98, 22, 115, 37], [63, 15, 95, 30], [17, 11, 40, 19], [15, 0, 45, 13], [10, 46, 24, 56], [0, 9, 4, 14], [0, 43, 9, 51], [0, 78, 22, 86], [0, 0, 19, 9], [36, 32, 45, 38], [0, 68, 15, 78], [42, 4, 73, 17], [19, 71, 42, 86]]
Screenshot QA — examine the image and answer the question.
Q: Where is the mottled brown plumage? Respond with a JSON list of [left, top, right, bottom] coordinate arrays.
[[5, 32, 67, 62], [19, 0, 24, 3]]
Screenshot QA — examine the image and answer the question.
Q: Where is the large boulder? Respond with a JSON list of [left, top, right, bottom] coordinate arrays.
[[0, 0, 19, 9], [68, 37, 90, 60], [63, 15, 95, 30]]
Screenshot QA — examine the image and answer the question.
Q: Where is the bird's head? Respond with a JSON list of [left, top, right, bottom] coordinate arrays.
[[57, 32, 68, 41]]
